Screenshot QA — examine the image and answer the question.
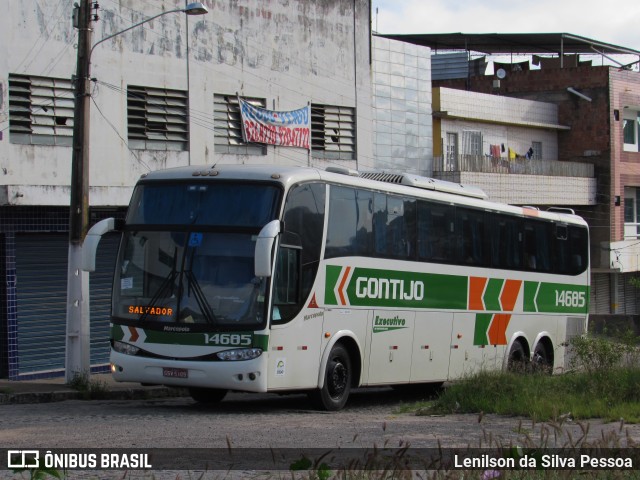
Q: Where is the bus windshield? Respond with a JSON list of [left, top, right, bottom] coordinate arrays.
[[112, 182, 281, 329]]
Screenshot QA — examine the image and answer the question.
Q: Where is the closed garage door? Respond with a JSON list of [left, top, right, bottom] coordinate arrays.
[[590, 273, 610, 315], [15, 233, 119, 376]]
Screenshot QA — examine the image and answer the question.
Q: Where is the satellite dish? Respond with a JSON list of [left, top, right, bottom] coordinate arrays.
[[496, 68, 507, 79]]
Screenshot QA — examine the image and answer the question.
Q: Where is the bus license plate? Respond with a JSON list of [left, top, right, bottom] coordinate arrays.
[[163, 367, 188, 379]]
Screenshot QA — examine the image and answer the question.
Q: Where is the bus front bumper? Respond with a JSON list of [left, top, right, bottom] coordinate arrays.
[[110, 350, 268, 393]]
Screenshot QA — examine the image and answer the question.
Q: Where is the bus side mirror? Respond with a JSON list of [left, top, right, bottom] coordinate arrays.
[[255, 220, 281, 277]]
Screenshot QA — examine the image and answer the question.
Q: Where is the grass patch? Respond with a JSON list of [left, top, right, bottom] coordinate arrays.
[[406, 333, 640, 423], [413, 367, 640, 422]]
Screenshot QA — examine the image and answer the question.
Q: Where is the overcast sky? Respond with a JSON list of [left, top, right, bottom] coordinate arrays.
[[372, 0, 640, 53]]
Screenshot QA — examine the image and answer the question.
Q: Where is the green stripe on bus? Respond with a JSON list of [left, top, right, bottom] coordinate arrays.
[[325, 265, 342, 306], [524, 281, 589, 314], [473, 313, 493, 346], [483, 278, 504, 311], [111, 326, 269, 349]]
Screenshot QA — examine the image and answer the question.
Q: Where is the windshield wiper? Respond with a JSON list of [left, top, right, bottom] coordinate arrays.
[[139, 270, 178, 323], [183, 270, 217, 324], [139, 247, 178, 323]]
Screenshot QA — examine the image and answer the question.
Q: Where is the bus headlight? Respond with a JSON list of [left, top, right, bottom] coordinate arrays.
[[113, 341, 140, 356], [216, 348, 262, 361]]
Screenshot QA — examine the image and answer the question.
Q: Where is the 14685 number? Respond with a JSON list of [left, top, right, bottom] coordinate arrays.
[[204, 333, 252, 346], [555, 290, 586, 308]]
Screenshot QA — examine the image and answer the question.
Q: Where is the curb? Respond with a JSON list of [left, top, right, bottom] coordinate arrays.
[[0, 387, 188, 405]]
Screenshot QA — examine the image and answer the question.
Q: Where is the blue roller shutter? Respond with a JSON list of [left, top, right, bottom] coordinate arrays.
[[15, 233, 118, 376]]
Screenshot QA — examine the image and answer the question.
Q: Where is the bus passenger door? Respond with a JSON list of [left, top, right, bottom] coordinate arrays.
[[410, 312, 452, 383], [367, 311, 414, 385], [448, 312, 490, 379], [268, 309, 324, 390]]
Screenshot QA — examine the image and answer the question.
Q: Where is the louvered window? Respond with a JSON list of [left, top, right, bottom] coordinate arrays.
[[8, 73, 74, 146], [311, 104, 356, 160], [213, 94, 266, 155], [127, 85, 188, 151]]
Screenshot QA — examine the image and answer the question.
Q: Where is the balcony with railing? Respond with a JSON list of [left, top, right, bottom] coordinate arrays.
[[433, 155, 594, 177], [432, 155, 596, 206]]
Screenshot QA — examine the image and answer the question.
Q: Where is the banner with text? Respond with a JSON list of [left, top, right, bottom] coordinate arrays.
[[239, 98, 310, 149]]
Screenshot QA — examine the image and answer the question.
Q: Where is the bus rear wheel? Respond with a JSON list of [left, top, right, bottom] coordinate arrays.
[[531, 343, 552, 374], [189, 387, 228, 404], [309, 344, 352, 411], [507, 340, 528, 373]]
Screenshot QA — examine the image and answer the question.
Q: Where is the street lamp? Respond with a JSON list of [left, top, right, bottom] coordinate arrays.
[[65, 1, 208, 382]]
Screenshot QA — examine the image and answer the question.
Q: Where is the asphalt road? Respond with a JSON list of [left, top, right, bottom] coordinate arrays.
[[2, 387, 638, 450], [2, 388, 639, 478]]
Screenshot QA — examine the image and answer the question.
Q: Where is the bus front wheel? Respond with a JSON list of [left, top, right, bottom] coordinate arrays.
[[189, 387, 228, 404], [310, 344, 352, 411]]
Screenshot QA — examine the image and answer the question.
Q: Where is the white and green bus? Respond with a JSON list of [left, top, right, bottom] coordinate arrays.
[[110, 164, 589, 410]]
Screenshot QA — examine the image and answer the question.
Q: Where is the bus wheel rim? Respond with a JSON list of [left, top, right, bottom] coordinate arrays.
[[328, 361, 347, 397]]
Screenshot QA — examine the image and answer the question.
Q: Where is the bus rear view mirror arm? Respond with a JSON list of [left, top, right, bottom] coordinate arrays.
[[82, 217, 116, 272], [255, 220, 281, 277]]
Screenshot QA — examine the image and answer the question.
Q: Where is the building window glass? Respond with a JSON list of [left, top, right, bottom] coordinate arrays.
[[531, 141, 542, 160], [8, 73, 74, 146], [624, 187, 640, 239], [623, 110, 640, 152], [127, 85, 188, 151], [462, 130, 482, 156], [311, 104, 356, 160], [213, 94, 266, 155]]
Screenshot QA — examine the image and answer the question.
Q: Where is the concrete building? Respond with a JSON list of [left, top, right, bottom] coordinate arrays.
[[371, 36, 432, 176], [0, 0, 379, 379]]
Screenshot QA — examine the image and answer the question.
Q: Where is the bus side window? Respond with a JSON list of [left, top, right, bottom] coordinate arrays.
[[523, 220, 554, 272], [417, 200, 432, 260], [456, 207, 485, 266], [568, 226, 588, 275], [373, 192, 388, 256], [489, 216, 521, 269], [326, 186, 358, 258], [354, 189, 374, 255], [524, 224, 537, 270], [555, 224, 569, 274], [418, 201, 452, 262]]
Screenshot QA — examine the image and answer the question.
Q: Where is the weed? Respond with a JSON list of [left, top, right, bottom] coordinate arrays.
[[67, 371, 109, 400], [569, 334, 638, 372]]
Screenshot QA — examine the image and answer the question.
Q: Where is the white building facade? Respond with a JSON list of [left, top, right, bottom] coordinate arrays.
[[0, 0, 378, 379]]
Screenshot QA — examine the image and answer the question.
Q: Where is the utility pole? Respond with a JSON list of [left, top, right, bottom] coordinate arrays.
[[64, 1, 207, 383], [66, 0, 94, 382]]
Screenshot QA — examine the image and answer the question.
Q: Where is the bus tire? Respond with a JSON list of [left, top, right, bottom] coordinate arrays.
[[507, 340, 528, 373], [310, 344, 352, 411], [531, 342, 552, 374], [189, 387, 228, 404]]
